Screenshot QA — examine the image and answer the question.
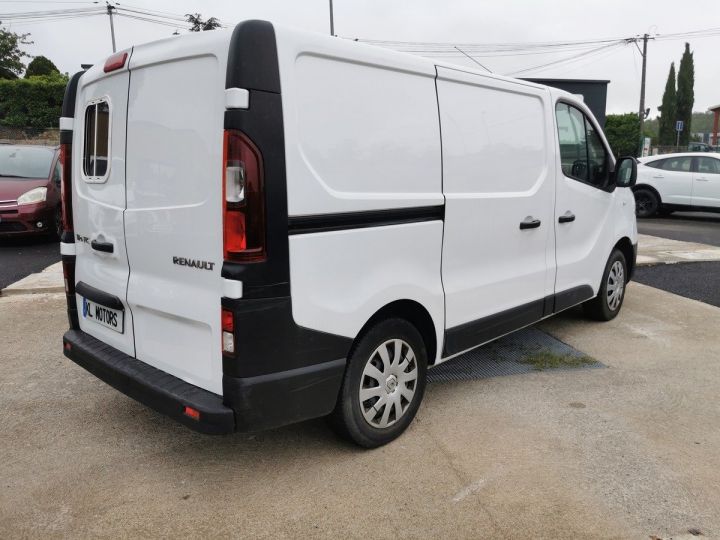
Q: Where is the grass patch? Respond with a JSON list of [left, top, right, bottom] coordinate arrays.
[[519, 351, 596, 371]]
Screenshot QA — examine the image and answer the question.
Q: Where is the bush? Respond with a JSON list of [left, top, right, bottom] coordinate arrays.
[[604, 113, 640, 157], [0, 72, 67, 128]]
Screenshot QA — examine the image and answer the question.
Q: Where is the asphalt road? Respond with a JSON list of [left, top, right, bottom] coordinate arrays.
[[634, 262, 720, 309], [0, 237, 60, 290], [638, 212, 720, 247]]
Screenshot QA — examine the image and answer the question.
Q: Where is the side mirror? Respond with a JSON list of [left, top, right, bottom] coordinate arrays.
[[613, 156, 637, 188]]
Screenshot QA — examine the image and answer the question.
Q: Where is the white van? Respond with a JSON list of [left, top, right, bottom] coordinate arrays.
[[59, 20, 638, 447]]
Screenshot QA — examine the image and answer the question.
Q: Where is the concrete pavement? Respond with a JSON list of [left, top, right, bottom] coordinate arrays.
[[1, 284, 719, 539]]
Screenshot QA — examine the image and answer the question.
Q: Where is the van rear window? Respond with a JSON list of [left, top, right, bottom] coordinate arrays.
[[83, 100, 110, 178]]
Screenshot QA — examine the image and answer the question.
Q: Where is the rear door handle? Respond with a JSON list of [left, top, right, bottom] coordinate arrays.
[[519, 216, 541, 230], [91, 239, 114, 253], [558, 211, 576, 224], [652, 175, 664, 179], [696, 177, 710, 182]]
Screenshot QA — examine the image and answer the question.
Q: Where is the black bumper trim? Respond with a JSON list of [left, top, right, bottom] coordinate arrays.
[[63, 330, 235, 435]]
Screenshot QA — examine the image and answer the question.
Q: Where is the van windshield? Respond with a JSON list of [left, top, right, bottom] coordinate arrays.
[[0, 145, 55, 179]]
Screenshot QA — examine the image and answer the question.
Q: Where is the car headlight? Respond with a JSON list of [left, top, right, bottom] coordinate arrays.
[[17, 187, 47, 206]]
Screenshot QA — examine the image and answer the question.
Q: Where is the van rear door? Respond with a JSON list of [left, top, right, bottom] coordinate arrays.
[[123, 35, 228, 395], [73, 57, 136, 357]]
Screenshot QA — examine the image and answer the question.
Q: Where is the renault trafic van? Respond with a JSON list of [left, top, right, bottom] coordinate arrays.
[[60, 20, 638, 447]]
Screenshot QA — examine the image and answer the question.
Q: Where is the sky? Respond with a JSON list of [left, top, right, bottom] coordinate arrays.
[[3, 0, 720, 118]]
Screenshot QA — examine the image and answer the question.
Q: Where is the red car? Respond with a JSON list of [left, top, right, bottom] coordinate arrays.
[[0, 144, 62, 239]]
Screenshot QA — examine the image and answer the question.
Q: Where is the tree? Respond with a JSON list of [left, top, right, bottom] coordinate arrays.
[[0, 24, 32, 79], [185, 13, 221, 32], [24, 55, 59, 78], [604, 113, 640, 157], [676, 43, 695, 146], [657, 63, 677, 146]]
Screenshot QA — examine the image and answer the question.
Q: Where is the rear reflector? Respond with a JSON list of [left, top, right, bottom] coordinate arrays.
[[183, 406, 201, 421], [103, 51, 128, 73], [223, 130, 266, 262]]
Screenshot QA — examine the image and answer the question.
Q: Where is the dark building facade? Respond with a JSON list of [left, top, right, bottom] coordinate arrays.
[[522, 78, 610, 127]]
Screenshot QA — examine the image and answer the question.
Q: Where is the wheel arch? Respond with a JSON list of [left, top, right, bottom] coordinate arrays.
[[356, 299, 438, 366], [632, 183, 662, 203], [613, 236, 636, 282]]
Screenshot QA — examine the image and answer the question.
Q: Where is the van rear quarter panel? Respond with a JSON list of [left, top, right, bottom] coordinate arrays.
[[275, 28, 445, 362]]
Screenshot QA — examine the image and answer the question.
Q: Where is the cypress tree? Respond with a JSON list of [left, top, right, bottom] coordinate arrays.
[[676, 43, 695, 146], [658, 63, 677, 146]]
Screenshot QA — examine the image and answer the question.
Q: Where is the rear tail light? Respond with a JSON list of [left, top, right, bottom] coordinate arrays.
[[60, 142, 73, 234], [223, 130, 266, 262], [221, 308, 234, 354]]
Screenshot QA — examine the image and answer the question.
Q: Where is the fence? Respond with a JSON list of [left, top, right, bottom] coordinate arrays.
[[0, 126, 60, 146]]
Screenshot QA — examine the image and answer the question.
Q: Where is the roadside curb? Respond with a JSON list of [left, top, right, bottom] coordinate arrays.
[[0, 262, 64, 297], [636, 233, 720, 267]]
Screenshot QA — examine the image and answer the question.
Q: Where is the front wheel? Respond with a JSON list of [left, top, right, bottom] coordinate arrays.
[[583, 249, 627, 321], [633, 188, 659, 218], [329, 318, 428, 448]]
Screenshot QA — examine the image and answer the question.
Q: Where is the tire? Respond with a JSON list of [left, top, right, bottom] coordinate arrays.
[[329, 318, 428, 448], [633, 188, 659, 218], [583, 249, 628, 321]]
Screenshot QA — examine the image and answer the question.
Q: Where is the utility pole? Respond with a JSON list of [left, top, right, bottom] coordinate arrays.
[[329, 0, 334, 36], [106, 1, 117, 52], [637, 33, 649, 156]]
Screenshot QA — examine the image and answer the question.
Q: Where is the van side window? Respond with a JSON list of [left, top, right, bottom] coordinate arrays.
[[83, 100, 110, 178], [555, 103, 609, 188]]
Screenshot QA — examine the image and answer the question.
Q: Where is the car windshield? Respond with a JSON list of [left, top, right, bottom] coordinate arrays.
[[0, 145, 55, 179]]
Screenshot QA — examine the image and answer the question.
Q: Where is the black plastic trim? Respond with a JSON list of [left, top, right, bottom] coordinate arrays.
[[223, 358, 346, 432], [288, 205, 445, 235], [222, 22, 287, 299], [442, 285, 595, 357], [75, 281, 124, 311], [629, 242, 638, 281], [553, 285, 594, 313], [226, 20, 281, 93], [63, 330, 235, 435], [222, 295, 353, 379], [61, 71, 84, 118]]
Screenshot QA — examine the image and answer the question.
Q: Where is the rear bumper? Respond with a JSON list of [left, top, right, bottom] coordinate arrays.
[[62, 329, 346, 435]]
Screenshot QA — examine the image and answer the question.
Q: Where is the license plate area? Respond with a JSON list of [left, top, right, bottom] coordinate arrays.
[[81, 296, 124, 333]]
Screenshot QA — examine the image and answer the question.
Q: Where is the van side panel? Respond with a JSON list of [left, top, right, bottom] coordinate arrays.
[[124, 33, 229, 394], [276, 31, 445, 363], [437, 67, 556, 355]]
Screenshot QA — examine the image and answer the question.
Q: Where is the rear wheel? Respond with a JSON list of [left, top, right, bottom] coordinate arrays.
[[329, 318, 427, 448], [583, 249, 627, 321], [633, 188, 659, 218]]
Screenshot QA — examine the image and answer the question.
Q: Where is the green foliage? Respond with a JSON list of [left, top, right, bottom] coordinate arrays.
[[0, 75, 68, 128], [0, 25, 32, 79], [185, 13, 221, 32], [24, 55, 59, 78], [604, 113, 640, 157], [658, 63, 677, 145], [676, 43, 695, 146]]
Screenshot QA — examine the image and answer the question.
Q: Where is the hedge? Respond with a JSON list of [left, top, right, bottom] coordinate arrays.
[[0, 74, 67, 128]]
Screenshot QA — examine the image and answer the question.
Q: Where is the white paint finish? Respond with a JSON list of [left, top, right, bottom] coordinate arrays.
[[222, 278, 243, 299], [225, 87, 249, 110], [124, 43, 228, 394], [692, 155, 720, 207], [60, 242, 76, 256], [72, 62, 136, 356], [288, 222, 445, 365], [437, 67, 556, 327], [636, 158, 694, 205], [275, 26, 442, 216], [59, 117, 73, 131], [550, 89, 636, 296]]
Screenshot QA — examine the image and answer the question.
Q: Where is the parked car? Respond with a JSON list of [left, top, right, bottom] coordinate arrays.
[[59, 21, 638, 447], [0, 144, 62, 238], [688, 142, 719, 153], [634, 152, 720, 217]]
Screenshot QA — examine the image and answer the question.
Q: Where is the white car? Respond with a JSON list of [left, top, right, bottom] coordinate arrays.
[[58, 21, 638, 447], [634, 152, 720, 217]]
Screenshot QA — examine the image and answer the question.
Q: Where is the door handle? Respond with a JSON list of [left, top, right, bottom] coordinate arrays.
[[696, 177, 710, 182], [652, 175, 664, 179], [558, 211, 576, 224], [519, 216, 541, 230], [91, 239, 114, 253]]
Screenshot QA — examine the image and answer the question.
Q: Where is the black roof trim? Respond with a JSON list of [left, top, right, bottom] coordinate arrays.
[[61, 71, 85, 118]]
